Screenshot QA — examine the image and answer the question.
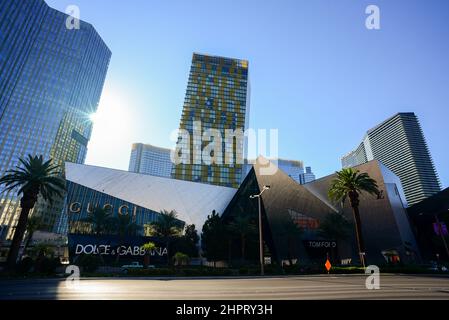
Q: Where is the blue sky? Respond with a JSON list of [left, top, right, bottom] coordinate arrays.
[[47, 0, 449, 187]]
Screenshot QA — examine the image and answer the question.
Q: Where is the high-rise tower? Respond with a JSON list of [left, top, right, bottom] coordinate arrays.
[[342, 113, 441, 206], [129, 143, 173, 178], [171, 53, 250, 188], [0, 0, 111, 238]]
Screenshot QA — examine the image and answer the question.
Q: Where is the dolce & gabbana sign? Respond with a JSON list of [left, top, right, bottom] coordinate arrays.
[[74, 244, 168, 257], [68, 234, 168, 264]]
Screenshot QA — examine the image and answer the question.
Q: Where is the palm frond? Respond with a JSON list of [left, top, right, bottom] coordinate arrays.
[[0, 154, 65, 205], [328, 167, 380, 204]]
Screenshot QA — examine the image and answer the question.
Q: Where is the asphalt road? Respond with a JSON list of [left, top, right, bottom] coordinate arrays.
[[1, 274, 449, 300]]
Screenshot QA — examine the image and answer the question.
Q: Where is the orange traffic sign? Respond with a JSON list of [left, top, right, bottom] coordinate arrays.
[[325, 259, 332, 272]]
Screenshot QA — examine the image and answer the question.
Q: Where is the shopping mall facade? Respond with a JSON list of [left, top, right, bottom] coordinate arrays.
[[58, 162, 237, 264], [1, 159, 421, 266]]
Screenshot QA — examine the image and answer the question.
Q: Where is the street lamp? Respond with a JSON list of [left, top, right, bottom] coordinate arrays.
[[250, 185, 270, 276]]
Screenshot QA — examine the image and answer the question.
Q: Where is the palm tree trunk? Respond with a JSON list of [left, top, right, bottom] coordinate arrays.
[[115, 234, 124, 264], [349, 201, 366, 267], [115, 248, 121, 264], [144, 253, 150, 268], [7, 206, 32, 269], [96, 233, 105, 265], [22, 231, 34, 258]]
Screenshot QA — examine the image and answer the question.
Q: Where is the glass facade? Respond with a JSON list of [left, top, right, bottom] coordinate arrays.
[[57, 181, 167, 236], [299, 166, 316, 185], [276, 159, 304, 184], [341, 113, 441, 206], [171, 53, 250, 188], [128, 143, 173, 178], [0, 0, 111, 239]]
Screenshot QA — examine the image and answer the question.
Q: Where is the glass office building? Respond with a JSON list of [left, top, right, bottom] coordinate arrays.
[[341, 113, 441, 206], [299, 167, 316, 185], [276, 159, 304, 184], [171, 53, 251, 188], [128, 143, 173, 178], [0, 0, 111, 240]]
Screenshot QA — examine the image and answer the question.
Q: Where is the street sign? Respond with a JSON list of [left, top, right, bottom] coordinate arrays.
[[325, 259, 332, 273]]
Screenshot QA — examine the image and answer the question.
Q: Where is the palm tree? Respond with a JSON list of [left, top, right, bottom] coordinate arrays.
[[32, 242, 55, 259], [201, 210, 227, 267], [141, 241, 157, 268], [23, 215, 43, 257], [0, 155, 65, 269], [173, 252, 190, 267], [227, 214, 256, 262], [82, 207, 113, 236], [113, 214, 141, 263], [81, 207, 114, 265], [318, 212, 352, 263], [328, 168, 379, 267], [147, 210, 184, 265]]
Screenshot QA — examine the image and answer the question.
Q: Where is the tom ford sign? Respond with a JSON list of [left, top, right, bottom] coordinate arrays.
[[304, 240, 337, 249]]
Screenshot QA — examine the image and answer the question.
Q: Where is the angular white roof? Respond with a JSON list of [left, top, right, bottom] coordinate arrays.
[[65, 163, 237, 230]]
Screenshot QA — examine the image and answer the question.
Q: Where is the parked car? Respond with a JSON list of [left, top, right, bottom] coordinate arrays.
[[121, 262, 155, 273], [121, 261, 143, 273]]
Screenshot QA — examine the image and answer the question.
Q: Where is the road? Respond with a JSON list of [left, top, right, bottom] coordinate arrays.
[[1, 274, 449, 300]]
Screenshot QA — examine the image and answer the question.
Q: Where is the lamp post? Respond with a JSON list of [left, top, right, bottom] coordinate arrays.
[[250, 185, 270, 276]]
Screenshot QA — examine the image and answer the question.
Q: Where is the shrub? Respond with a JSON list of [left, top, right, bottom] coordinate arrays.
[[173, 252, 190, 266], [77, 254, 101, 273], [128, 268, 174, 276], [265, 264, 283, 275], [16, 257, 34, 274], [238, 267, 248, 275], [331, 266, 365, 274], [35, 257, 59, 274]]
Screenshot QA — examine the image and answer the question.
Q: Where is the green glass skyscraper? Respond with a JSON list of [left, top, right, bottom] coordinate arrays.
[[171, 53, 250, 188], [0, 0, 111, 240]]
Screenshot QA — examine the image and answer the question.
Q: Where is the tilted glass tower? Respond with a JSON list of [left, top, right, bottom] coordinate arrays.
[[171, 53, 250, 188], [0, 0, 111, 239], [342, 113, 441, 206]]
